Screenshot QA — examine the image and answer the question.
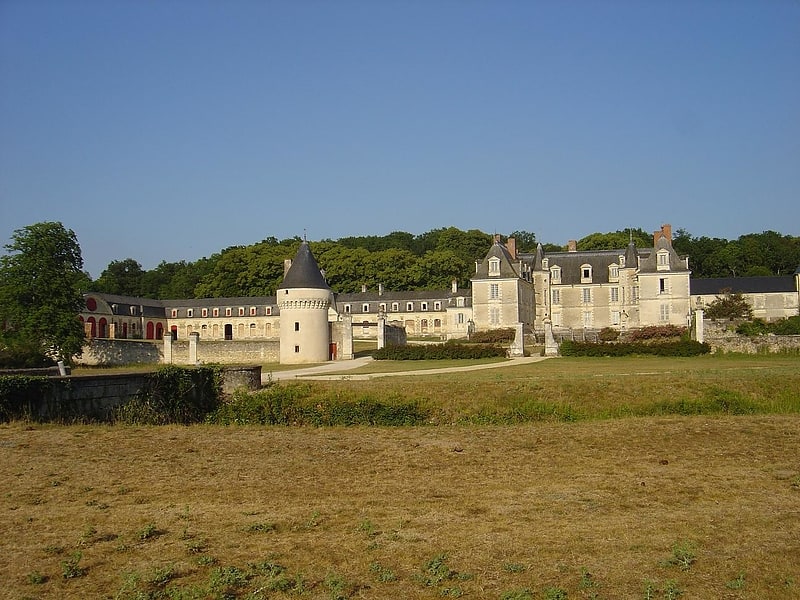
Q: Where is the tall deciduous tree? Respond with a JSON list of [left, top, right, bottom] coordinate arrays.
[[0, 222, 86, 364]]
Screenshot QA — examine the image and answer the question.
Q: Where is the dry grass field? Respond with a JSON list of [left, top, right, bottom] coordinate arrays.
[[1, 356, 799, 599]]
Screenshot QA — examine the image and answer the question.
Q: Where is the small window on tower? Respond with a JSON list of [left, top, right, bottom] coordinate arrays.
[[294, 322, 300, 331]]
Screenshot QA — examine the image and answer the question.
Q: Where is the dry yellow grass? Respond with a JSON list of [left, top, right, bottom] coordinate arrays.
[[1, 416, 799, 599]]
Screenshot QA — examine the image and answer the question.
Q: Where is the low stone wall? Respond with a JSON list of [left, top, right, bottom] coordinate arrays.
[[76, 338, 279, 366], [5, 366, 262, 422], [169, 340, 279, 365], [77, 339, 162, 366], [706, 333, 800, 354]]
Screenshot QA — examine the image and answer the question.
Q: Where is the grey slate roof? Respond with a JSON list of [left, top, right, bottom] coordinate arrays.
[[638, 235, 689, 273], [473, 240, 521, 279], [691, 276, 797, 295], [521, 249, 629, 285], [278, 241, 331, 290]]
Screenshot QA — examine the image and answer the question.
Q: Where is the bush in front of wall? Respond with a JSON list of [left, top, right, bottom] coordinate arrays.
[[559, 339, 710, 357], [0, 375, 50, 421], [373, 342, 507, 360]]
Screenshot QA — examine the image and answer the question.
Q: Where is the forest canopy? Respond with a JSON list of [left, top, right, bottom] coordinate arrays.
[[87, 227, 800, 300]]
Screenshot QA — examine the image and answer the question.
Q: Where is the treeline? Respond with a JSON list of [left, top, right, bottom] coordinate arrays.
[[89, 227, 800, 300]]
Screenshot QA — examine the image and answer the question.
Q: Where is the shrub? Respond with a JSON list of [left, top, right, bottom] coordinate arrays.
[[373, 342, 507, 360], [625, 325, 687, 342], [468, 328, 515, 344], [0, 375, 50, 422], [598, 327, 619, 342], [560, 340, 710, 357], [704, 290, 753, 320], [114, 366, 222, 425], [737, 315, 800, 336]]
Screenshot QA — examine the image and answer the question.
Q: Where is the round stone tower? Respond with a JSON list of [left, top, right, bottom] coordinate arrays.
[[277, 241, 333, 364]]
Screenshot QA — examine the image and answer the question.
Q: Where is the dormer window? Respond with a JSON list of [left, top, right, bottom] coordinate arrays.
[[580, 264, 593, 283], [550, 266, 561, 282], [488, 257, 501, 276], [187, 309, 193, 318], [542, 258, 549, 269], [609, 265, 619, 280], [657, 251, 670, 271]]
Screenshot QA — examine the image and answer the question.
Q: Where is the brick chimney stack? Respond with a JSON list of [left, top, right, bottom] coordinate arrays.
[[567, 240, 577, 252], [653, 224, 673, 247], [506, 237, 517, 259]]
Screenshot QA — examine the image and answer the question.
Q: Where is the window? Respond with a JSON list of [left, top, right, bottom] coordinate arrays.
[[392, 302, 399, 311], [490, 284, 499, 299], [550, 266, 561, 282], [379, 303, 386, 312], [434, 318, 441, 330], [489, 257, 501, 275], [130, 306, 137, 316], [294, 345, 300, 353], [660, 303, 670, 322], [583, 311, 592, 327], [171, 309, 177, 318], [421, 319, 428, 330], [611, 311, 621, 325], [457, 313, 464, 324], [187, 309, 193, 317], [456, 297, 465, 307], [407, 302, 414, 311], [266, 307, 272, 315], [238, 307, 245, 316], [581, 264, 592, 283], [344, 304, 351, 313], [609, 265, 619, 280], [249, 323, 256, 336], [657, 251, 670, 270], [294, 322, 300, 331], [582, 288, 592, 304], [202, 308, 208, 317], [434, 301, 441, 310], [551, 289, 560, 305], [659, 278, 667, 294], [420, 302, 427, 311], [632, 286, 640, 302], [362, 303, 369, 313], [610, 287, 619, 302], [250, 307, 257, 316], [225, 308, 232, 317], [552, 313, 562, 326], [489, 306, 500, 325], [213, 308, 219, 317]]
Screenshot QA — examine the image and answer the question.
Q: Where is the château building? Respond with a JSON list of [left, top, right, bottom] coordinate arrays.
[[79, 224, 800, 363]]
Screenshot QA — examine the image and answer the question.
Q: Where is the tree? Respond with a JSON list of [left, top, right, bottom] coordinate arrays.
[[703, 289, 753, 321], [0, 222, 86, 364], [94, 258, 145, 296]]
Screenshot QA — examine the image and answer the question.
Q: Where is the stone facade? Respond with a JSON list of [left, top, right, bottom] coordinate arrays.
[[77, 225, 799, 365]]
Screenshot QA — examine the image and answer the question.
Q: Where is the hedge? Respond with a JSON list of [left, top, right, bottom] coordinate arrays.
[[373, 343, 507, 360], [559, 339, 710, 357]]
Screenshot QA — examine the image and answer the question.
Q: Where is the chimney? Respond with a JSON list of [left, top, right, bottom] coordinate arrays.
[[451, 279, 458, 294], [653, 224, 672, 247], [506, 237, 517, 259], [378, 283, 384, 296], [283, 259, 292, 276], [361, 284, 367, 293], [568, 240, 577, 252]]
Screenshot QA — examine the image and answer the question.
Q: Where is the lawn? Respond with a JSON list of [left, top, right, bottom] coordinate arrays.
[[1, 355, 799, 599]]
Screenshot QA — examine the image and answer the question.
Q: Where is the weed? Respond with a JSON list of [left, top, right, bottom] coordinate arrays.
[[324, 570, 350, 600], [369, 561, 397, 582], [663, 579, 683, 599], [136, 522, 160, 541], [247, 521, 277, 533], [60, 551, 87, 579], [27, 571, 47, 584], [186, 538, 208, 554], [790, 476, 800, 490], [44, 544, 64, 555], [643, 580, 657, 600], [305, 509, 322, 528], [500, 589, 534, 600], [419, 553, 456, 587], [543, 586, 568, 600], [208, 565, 249, 595], [726, 572, 746, 590], [196, 555, 218, 566], [502, 562, 527, 573], [147, 565, 176, 587], [662, 540, 696, 571], [579, 569, 597, 589], [357, 519, 380, 537]]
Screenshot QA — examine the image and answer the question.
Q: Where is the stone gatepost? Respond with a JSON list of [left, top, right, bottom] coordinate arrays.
[[108, 323, 116, 339], [340, 314, 354, 360], [544, 318, 559, 356], [163, 334, 173, 364], [377, 317, 386, 350], [693, 309, 704, 343], [189, 332, 200, 364], [509, 322, 525, 357]]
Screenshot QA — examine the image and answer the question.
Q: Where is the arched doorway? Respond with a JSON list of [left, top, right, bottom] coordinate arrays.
[[87, 317, 96, 338], [224, 324, 233, 340], [146, 321, 155, 340], [98, 318, 107, 338], [171, 325, 178, 340], [156, 323, 164, 339]]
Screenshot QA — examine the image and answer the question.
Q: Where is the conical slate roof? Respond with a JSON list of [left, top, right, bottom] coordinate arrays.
[[279, 241, 330, 290]]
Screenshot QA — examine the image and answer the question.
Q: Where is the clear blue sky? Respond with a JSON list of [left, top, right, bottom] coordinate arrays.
[[1, 0, 798, 278]]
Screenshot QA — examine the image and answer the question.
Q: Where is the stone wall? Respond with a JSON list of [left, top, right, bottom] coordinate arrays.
[[6, 367, 262, 422], [703, 319, 800, 353], [76, 338, 279, 366]]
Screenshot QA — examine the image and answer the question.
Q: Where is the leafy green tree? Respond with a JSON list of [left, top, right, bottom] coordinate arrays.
[[509, 230, 537, 252], [703, 290, 753, 321], [577, 228, 650, 250], [94, 258, 145, 296], [0, 222, 86, 364]]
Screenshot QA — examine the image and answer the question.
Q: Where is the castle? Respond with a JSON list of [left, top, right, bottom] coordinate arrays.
[[79, 225, 800, 364]]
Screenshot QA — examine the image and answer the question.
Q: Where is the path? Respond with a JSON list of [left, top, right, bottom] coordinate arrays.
[[262, 355, 551, 383]]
